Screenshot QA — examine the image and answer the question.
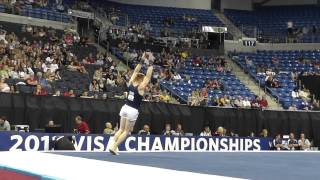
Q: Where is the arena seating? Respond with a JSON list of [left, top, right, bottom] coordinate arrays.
[[110, 46, 255, 104], [161, 57, 256, 104], [0, 1, 72, 23], [234, 50, 320, 109], [90, 0, 223, 36], [224, 6, 320, 42]]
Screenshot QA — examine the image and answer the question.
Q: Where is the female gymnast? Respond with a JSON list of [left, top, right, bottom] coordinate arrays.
[[109, 63, 153, 155]]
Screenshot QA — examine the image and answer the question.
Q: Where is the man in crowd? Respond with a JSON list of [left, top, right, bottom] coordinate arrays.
[[0, 116, 10, 131], [74, 115, 90, 134], [173, 123, 185, 136], [138, 124, 151, 135]]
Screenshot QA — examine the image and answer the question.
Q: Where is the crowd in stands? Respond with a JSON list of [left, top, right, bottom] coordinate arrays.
[[100, 120, 314, 151]]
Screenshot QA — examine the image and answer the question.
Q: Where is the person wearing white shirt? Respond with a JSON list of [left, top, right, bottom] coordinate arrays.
[[242, 97, 251, 108], [291, 88, 299, 98], [200, 126, 212, 136], [49, 62, 59, 73], [42, 62, 48, 73], [173, 72, 182, 81], [298, 133, 311, 151]]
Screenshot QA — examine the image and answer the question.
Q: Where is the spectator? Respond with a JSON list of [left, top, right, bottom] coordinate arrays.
[[273, 134, 285, 150], [0, 78, 10, 92], [163, 123, 174, 136], [288, 104, 297, 111], [64, 89, 75, 97], [26, 73, 38, 86], [0, 116, 10, 131], [259, 96, 268, 108], [103, 122, 115, 135], [34, 84, 48, 96], [214, 126, 224, 136], [74, 115, 90, 134], [242, 97, 251, 108], [287, 133, 299, 150], [53, 90, 61, 97], [291, 88, 299, 99], [80, 91, 93, 99], [298, 133, 311, 150], [260, 129, 269, 138], [200, 126, 212, 136], [138, 124, 151, 135], [47, 120, 56, 127], [249, 132, 255, 137], [173, 123, 185, 136], [89, 80, 101, 92]]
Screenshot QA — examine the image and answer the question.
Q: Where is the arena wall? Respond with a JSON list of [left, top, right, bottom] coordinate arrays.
[[220, 0, 253, 11], [108, 0, 212, 10]]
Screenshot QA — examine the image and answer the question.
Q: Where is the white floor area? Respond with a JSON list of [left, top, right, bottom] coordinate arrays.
[[0, 151, 247, 180]]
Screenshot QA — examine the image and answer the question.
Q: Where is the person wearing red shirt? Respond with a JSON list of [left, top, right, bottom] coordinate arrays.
[[259, 95, 269, 108], [64, 89, 75, 97], [34, 84, 48, 96], [74, 115, 90, 134]]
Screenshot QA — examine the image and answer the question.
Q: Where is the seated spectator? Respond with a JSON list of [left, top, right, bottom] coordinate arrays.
[[0, 116, 10, 131], [162, 123, 174, 136], [214, 126, 224, 136], [273, 134, 285, 151], [80, 91, 93, 99], [251, 96, 261, 108], [298, 133, 311, 150], [46, 120, 56, 127], [301, 100, 312, 110], [106, 74, 116, 87], [74, 115, 90, 134], [260, 129, 269, 138], [103, 122, 115, 135], [259, 96, 268, 108], [53, 90, 61, 97], [288, 104, 297, 111], [173, 72, 181, 81], [192, 57, 202, 67], [93, 67, 103, 81], [233, 96, 243, 108], [298, 88, 311, 101], [200, 87, 208, 99], [138, 124, 151, 135], [173, 123, 185, 136], [64, 89, 75, 97], [216, 65, 224, 72], [0, 78, 10, 92], [265, 76, 280, 88], [287, 133, 299, 151], [200, 126, 212, 136], [89, 80, 101, 92], [34, 84, 48, 96], [242, 97, 251, 108], [26, 73, 38, 86], [291, 88, 299, 99]]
